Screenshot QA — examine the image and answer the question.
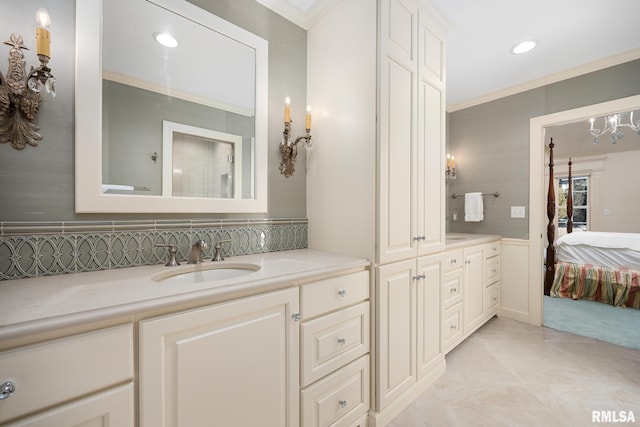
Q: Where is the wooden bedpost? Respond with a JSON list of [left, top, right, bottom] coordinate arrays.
[[567, 157, 573, 234], [544, 139, 556, 295]]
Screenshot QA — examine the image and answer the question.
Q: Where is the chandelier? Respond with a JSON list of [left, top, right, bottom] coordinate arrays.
[[588, 111, 640, 144]]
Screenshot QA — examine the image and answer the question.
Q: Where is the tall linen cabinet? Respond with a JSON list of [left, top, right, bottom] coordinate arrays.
[[307, 0, 448, 425]]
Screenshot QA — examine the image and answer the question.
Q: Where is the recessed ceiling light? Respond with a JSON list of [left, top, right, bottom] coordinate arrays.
[[153, 32, 178, 48], [510, 40, 537, 55]]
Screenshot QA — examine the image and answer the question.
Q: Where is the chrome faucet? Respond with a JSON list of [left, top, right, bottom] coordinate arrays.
[[187, 240, 209, 264], [212, 239, 232, 262]]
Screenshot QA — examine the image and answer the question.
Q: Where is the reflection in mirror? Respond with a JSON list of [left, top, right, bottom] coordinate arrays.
[[162, 121, 252, 199], [75, 0, 268, 213]]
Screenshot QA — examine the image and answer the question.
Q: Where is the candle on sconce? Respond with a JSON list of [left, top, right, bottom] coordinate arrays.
[[305, 105, 312, 130], [446, 153, 452, 169], [589, 117, 594, 130], [451, 155, 456, 169], [35, 7, 51, 58], [284, 97, 291, 123]]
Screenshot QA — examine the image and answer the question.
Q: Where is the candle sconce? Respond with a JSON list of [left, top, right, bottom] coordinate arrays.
[[279, 100, 312, 178], [0, 8, 55, 150], [445, 153, 457, 180], [279, 122, 312, 177]]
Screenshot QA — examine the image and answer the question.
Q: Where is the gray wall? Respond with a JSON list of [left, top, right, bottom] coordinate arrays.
[[447, 59, 640, 239], [0, 0, 307, 222]]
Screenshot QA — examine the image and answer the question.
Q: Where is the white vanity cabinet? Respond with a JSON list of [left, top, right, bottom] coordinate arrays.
[[376, 254, 444, 412], [440, 249, 464, 353], [0, 324, 134, 426], [463, 245, 485, 336], [484, 241, 501, 320], [139, 287, 299, 427], [299, 271, 370, 427], [441, 239, 501, 354]]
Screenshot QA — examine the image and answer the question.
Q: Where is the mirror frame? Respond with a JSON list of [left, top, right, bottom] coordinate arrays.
[[75, 0, 268, 213]]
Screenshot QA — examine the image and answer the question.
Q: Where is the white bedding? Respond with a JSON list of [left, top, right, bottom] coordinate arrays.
[[556, 231, 640, 270]]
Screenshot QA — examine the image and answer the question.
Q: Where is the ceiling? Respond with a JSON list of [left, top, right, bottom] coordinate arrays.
[[261, 0, 640, 112]]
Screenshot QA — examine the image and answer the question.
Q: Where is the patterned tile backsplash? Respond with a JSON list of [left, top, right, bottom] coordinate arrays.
[[0, 218, 308, 281]]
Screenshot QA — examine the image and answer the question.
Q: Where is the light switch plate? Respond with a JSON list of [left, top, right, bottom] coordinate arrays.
[[511, 206, 526, 218]]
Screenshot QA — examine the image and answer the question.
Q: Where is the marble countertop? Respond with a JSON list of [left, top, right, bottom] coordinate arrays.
[[0, 249, 370, 341], [445, 233, 501, 249]]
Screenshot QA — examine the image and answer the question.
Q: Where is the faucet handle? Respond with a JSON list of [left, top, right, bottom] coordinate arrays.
[[212, 239, 232, 262], [155, 243, 180, 267]]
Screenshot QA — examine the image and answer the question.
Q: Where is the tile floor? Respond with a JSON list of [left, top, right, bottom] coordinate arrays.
[[388, 317, 640, 427]]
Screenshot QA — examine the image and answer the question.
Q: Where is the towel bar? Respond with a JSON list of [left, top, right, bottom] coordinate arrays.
[[450, 192, 500, 199]]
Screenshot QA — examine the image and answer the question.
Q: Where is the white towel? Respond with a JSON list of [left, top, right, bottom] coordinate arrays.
[[465, 192, 484, 222]]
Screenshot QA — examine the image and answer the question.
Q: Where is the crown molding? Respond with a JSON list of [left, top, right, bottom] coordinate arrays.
[[254, 0, 341, 29], [447, 48, 640, 113]]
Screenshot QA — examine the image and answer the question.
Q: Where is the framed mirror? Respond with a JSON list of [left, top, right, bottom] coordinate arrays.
[[75, 0, 268, 213]]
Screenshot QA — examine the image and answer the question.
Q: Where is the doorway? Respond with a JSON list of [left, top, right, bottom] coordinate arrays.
[[528, 94, 640, 327]]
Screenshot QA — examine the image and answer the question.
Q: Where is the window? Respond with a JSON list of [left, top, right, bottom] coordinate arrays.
[[557, 175, 589, 235]]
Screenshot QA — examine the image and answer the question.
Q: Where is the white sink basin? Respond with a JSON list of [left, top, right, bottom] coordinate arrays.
[[152, 263, 260, 284]]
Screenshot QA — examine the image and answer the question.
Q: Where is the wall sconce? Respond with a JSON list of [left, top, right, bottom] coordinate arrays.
[[446, 153, 457, 180], [0, 8, 55, 150], [279, 97, 312, 177]]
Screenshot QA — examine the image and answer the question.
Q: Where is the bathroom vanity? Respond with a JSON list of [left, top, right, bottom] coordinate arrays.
[[0, 250, 370, 427]]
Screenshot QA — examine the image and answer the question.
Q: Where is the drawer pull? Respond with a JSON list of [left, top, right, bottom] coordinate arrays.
[[0, 381, 15, 400], [339, 400, 348, 409], [337, 338, 347, 346], [450, 288, 457, 294], [412, 274, 426, 281], [337, 289, 347, 298], [291, 313, 301, 322], [450, 325, 457, 331], [451, 259, 457, 265]]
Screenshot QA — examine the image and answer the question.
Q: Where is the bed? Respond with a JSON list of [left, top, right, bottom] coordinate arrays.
[[543, 139, 640, 308]]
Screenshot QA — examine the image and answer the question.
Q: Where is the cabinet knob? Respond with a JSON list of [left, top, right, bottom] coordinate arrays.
[[339, 400, 348, 409], [337, 289, 347, 298], [291, 313, 301, 322], [338, 338, 347, 346], [0, 381, 15, 400]]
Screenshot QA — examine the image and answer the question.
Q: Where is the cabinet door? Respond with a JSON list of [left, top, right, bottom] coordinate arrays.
[[416, 14, 445, 257], [463, 247, 485, 335], [377, 260, 416, 410], [140, 288, 299, 427], [378, 0, 419, 264], [416, 256, 443, 379]]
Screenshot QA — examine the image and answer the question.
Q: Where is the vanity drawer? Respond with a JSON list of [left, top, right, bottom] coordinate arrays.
[[301, 270, 369, 319], [301, 355, 370, 427], [441, 302, 463, 354], [485, 256, 500, 285], [301, 302, 370, 386], [442, 269, 463, 308], [0, 324, 133, 423], [484, 241, 501, 259], [485, 282, 500, 318], [442, 249, 463, 273]]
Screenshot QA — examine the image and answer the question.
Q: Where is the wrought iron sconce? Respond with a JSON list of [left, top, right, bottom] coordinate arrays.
[[279, 98, 312, 177], [446, 153, 457, 180], [0, 8, 55, 150]]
